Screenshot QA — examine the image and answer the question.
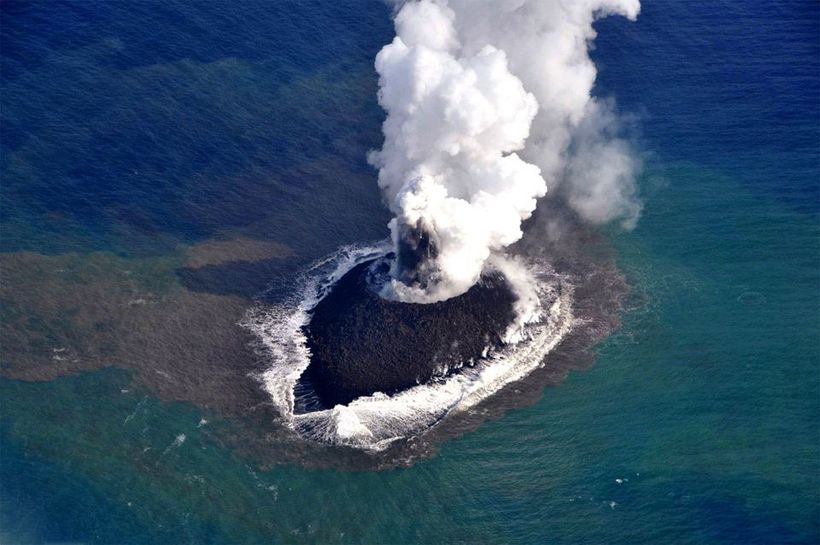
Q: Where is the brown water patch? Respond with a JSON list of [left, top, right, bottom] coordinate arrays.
[[0, 207, 631, 470], [0, 238, 292, 416], [183, 237, 292, 268]]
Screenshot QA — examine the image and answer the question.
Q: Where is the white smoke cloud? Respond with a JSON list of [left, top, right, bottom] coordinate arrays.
[[371, 0, 642, 303], [565, 100, 642, 229]]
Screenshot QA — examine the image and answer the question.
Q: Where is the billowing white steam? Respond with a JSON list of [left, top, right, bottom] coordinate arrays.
[[370, 0, 641, 302]]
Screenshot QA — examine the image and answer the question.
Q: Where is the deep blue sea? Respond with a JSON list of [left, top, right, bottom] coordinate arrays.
[[1, 1, 818, 544]]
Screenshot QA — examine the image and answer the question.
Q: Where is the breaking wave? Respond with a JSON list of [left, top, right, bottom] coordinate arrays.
[[243, 243, 575, 450]]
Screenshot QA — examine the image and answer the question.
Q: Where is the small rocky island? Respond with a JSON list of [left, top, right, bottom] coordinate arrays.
[[299, 258, 517, 409]]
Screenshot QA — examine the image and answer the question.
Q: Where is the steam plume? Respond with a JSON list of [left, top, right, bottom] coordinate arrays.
[[370, 0, 641, 302]]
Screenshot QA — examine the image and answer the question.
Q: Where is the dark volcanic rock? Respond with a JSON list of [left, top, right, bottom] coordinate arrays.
[[301, 259, 517, 409], [394, 220, 438, 288]]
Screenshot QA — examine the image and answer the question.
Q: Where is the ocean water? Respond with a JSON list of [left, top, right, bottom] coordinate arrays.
[[1, 1, 818, 544]]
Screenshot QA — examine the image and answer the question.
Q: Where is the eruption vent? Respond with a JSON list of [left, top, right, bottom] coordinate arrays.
[[370, 0, 642, 303]]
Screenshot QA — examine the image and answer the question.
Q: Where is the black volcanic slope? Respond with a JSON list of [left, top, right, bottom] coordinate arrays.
[[301, 259, 517, 409]]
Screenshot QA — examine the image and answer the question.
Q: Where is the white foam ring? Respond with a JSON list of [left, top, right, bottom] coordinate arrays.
[[243, 243, 575, 451]]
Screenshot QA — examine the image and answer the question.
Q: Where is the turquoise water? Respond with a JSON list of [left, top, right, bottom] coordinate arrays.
[[1, 1, 818, 544]]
